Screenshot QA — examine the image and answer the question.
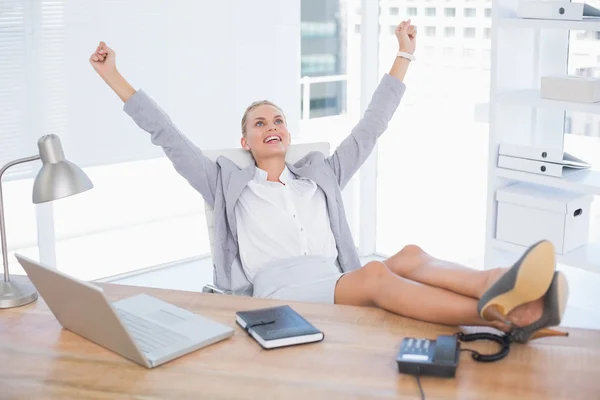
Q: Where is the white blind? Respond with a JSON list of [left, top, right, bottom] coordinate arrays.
[[49, 0, 170, 169], [1, 0, 300, 179], [39, 0, 68, 164], [0, 0, 33, 180]]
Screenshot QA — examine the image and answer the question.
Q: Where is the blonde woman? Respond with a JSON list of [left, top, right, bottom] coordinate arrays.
[[90, 20, 568, 343]]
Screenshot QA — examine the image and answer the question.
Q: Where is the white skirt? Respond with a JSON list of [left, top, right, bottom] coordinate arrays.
[[252, 256, 346, 304]]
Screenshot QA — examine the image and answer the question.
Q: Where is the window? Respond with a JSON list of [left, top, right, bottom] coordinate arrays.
[[407, 7, 417, 16], [425, 26, 436, 37], [464, 8, 476, 17], [1, 0, 218, 280], [376, 0, 493, 265], [484, 8, 492, 17], [575, 31, 600, 40], [390, 7, 399, 16], [301, 80, 347, 119], [481, 49, 491, 69], [442, 47, 455, 58], [563, 28, 600, 139], [484, 28, 491, 39], [301, 22, 337, 37], [463, 48, 476, 58], [571, 53, 591, 68], [425, 7, 436, 16], [0, 0, 38, 274], [463, 27, 476, 38], [310, 96, 338, 111], [0, 1, 28, 180], [423, 46, 436, 58], [301, 54, 337, 75]]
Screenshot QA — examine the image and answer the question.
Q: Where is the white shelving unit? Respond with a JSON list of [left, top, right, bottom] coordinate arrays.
[[492, 239, 600, 274], [494, 168, 600, 195], [496, 89, 600, 114], [498, 16, 600, 30], [485, 2, 600, 273]]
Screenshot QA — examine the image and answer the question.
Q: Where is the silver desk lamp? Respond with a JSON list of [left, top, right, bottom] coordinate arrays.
[[0, 134, 93, 308]]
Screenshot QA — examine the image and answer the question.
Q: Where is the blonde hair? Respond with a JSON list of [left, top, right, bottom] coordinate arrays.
[[241, 100, 285, 136]]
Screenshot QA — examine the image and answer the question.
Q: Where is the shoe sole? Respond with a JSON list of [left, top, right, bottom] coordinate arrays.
[[480, 240, 556, 321], [555, 271, 569, 322]]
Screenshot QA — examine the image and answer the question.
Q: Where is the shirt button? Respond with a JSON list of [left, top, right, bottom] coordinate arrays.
[[293, 215, 296, 218], [300, 228, 304, 232]]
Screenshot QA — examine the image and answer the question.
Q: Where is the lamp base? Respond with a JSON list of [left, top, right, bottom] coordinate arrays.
[[0, 274, 38, 308]]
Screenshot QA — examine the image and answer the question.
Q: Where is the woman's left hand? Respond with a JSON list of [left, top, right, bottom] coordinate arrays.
[[395, 20, 417, 55]]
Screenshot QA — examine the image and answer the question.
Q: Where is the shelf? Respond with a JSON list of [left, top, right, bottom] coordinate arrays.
[[495, 167, 600, 196], [499, 17, 600, 31], [492, 239, 600, 274], [496, 89, 600, 114]]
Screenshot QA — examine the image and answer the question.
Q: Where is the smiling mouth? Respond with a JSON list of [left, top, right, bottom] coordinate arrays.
[[263, 135, 282, 143]]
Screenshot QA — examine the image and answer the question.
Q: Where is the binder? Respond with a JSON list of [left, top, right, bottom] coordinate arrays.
[[498, 154, 589, 178], [517, 1, 600, 21], [499, 143, 564, 163]]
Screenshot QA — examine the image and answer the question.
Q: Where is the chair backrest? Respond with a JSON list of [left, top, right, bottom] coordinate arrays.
[[202, 142, 331, 291]]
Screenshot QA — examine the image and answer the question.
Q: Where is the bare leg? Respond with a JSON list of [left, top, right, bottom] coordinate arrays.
[[335, 261, 504, 328], [334, 261, 540, 329], [383, 244, 506, 299]]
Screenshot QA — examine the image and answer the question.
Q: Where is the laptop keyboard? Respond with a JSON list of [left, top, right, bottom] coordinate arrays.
[[116, 309, 188, 354]]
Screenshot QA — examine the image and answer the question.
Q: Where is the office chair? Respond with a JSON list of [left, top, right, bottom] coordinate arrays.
[[201, 142, 331, 295]]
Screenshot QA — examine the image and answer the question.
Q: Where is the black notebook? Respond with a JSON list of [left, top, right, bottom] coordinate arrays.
[[236, 305, 324, 349]]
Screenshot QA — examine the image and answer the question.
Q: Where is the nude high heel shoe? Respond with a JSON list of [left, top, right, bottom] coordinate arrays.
[[509, 271, 569, 344], [477, 240, 556, 324]]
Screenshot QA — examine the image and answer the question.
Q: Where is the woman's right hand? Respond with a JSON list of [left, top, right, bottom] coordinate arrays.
[[89, 41, 117, 78]]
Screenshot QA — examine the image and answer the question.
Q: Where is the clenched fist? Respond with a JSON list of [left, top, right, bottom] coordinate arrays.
[[88, 41, 135, 102], [89, 41, 117, 78], [395, 20, 417, 55]]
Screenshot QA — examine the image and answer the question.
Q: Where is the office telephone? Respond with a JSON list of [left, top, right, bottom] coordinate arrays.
[[396, 335, 460, 378], [397, 333, 512, 399]]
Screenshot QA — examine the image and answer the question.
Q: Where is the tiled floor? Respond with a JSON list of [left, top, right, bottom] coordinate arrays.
[[106, 254, 600, 330]]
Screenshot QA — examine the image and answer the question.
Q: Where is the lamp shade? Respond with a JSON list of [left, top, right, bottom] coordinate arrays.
[[32, 135, 93, 204]]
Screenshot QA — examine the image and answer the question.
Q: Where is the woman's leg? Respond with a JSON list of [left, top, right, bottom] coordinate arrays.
[[382, 244, 505, 299], [334, 261, 541, 329]]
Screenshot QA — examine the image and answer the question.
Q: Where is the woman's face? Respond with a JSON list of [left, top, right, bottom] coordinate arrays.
[[241, 104, 290, 160]]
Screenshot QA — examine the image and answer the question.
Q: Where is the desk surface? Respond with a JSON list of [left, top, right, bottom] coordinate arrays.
[[1, 283, 599, 400]]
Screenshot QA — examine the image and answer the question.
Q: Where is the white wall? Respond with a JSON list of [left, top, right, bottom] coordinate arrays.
[[162, 0, 301, 151], [61, 0, 300, 165]]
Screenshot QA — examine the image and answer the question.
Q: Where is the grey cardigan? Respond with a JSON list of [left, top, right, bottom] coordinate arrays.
[[123, 73, 406, 294]]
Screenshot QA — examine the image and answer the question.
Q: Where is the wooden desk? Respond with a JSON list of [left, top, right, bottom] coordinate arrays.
[[1, 284, 599, 400]]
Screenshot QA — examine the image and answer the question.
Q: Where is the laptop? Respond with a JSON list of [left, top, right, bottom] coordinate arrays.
[[15, 253, 234, 368]]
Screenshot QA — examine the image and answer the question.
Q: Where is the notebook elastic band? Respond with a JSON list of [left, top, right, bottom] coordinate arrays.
[[244, 319, 276, 335]]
